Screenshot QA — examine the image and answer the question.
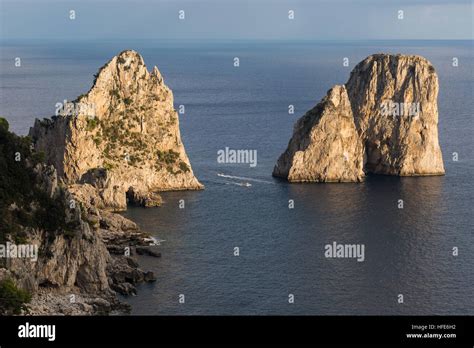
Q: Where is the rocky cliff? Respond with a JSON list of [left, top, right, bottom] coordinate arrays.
[[30, 50, 202, 210], [0, 119, 157, 315], [274, 54, 445, 182], [272, 85, 365, 182]]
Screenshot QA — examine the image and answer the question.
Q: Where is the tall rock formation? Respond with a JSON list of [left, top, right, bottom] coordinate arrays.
[[346, 54, 445, 176], [30, 50, 202, 209], [273, 85, 364, 182], [274, 54, 445, 182]]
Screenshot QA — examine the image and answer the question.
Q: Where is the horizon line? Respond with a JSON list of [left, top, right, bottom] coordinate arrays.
[[1, 38, 473, 43]]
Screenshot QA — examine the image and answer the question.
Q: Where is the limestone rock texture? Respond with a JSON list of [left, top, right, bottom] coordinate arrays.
[[1, 163, 154, 315], [273, 85, 364, 182], [30, 50, 202, 210], [5, 165, 110, 296], [273, 54, 445, 182], [1, 163, 157, 315]]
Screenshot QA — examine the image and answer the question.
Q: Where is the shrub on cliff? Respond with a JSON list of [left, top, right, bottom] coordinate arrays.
[[0, 278, 31, 315], [0, 117, 72, 243]]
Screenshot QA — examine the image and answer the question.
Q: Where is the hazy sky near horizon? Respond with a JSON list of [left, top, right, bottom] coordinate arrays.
[[0, 0, 472, 41]]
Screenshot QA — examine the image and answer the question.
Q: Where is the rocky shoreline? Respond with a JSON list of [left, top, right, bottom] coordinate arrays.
[[0, 50, 202, 316], [24, 234, 162, 315], [0, 162, 162, 315]]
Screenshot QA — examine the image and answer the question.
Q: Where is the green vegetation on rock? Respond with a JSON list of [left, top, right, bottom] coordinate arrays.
[[0, 278, 31, 315], [0, 117, 74, 244], [85, 117, 99, 131], [156, 149, 179, 165], [179, 161, 190, 173]]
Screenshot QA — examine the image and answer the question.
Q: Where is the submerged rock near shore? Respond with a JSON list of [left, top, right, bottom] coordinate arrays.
[[30, 50, 202, 210], [274, 54, 445, 182]]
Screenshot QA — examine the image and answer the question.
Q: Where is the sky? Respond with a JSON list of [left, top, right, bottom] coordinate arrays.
[[0, 0, 472, 41]]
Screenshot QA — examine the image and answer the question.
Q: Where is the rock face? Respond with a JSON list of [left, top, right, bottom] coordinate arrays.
[[1, 165, 156, 315], [30, 50, 202, 210], [273, 85, 364, 182], [0, 119, 158, 315], [6, 165, 111, 296], [274, 54, 445, 182]]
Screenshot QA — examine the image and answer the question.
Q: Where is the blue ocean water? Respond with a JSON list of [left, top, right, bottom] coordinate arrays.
[[0, 40, 473, 314]]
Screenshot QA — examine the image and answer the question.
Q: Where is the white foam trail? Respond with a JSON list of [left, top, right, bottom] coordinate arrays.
[[217, 173, 274, 184], [145, 236, 164, 246], [225, 181, 252, 187]]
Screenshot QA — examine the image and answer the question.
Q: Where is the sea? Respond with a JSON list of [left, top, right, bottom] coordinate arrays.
[[0, 39, 472, 315]]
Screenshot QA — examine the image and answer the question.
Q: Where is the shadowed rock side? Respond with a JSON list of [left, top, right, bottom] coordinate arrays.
[[30, 50, 203, 210], [273, 85, 364, 182], [274, 54, 445, 182]]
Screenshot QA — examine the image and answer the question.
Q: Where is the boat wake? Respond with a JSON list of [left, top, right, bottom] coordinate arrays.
[[225, 181, 252, 187], [217, 173, 274, 184]]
